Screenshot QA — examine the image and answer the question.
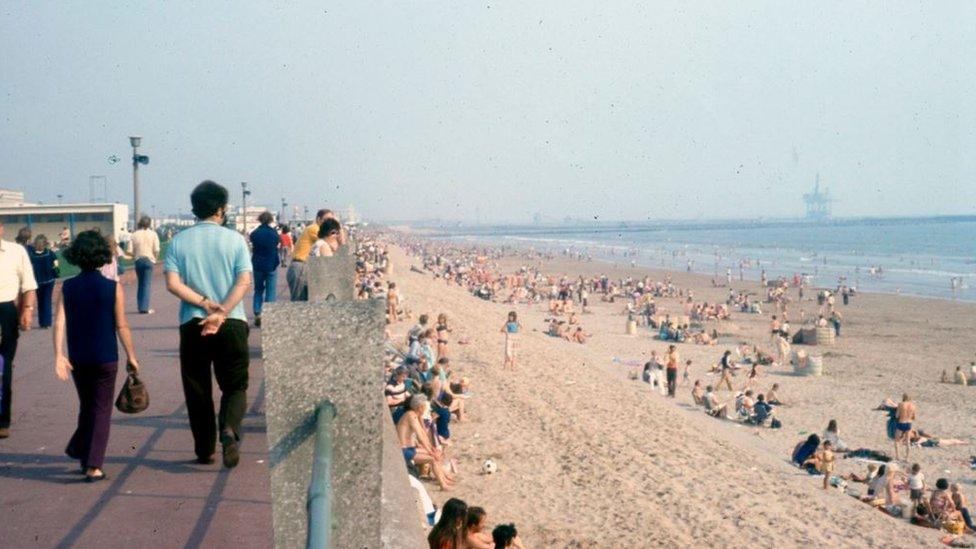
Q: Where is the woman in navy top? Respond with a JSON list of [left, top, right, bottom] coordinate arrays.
[[28, 235, 59, 328], [249, 211, 280, 327], [53, 230, 140, 482]]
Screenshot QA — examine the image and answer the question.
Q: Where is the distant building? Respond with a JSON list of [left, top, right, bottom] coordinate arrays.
[[234, 205, 270, 234], [0, 190, 28, 206], [0, 201, 129, 244]]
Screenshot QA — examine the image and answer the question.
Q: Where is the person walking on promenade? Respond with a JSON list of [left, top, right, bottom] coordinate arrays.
[[53, 230, 140, 482], [164, 181, 252, 468], [249, 211, 279, 328], [15, 227, 32, 247], [286, 209, 345, 301], [0, 219, 38, 439], [28, 235, 59, 328], [129, 216, 161, 314], [278, 225, 293, 267]]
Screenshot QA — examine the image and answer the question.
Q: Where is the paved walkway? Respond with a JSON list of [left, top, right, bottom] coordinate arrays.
[[0, 266, 274, 547]]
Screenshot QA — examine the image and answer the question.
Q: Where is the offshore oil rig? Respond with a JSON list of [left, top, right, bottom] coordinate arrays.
[[803, 174, 833, 221]]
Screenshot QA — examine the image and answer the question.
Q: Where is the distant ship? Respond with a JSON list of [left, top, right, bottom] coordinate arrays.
[[803, 174, 833, 221]]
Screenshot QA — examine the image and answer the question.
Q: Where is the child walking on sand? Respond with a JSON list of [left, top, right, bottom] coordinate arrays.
[[819, 441, 835, 489], [501, 311, 521, 369]]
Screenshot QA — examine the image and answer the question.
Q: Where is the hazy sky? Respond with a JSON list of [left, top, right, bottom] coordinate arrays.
[[2, 2, 974, 222]]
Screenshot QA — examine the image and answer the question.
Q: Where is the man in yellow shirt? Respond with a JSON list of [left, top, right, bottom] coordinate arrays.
[[286, 209, 346, 300]]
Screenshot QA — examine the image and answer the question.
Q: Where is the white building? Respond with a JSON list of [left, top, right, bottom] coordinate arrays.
[[233, 205, 271, 234], [0, 202, 129, 244]]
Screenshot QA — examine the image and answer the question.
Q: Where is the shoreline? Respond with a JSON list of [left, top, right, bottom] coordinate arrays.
[[439, 233, 976, 304]]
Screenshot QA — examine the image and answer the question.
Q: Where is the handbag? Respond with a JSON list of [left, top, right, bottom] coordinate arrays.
[[115, 363, 149, 414]]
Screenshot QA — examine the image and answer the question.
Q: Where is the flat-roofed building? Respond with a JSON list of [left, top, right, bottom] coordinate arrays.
[[0, 202, 129, 245]]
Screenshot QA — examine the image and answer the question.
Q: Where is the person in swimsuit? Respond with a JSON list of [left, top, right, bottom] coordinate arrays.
[[819, 441, 835, 490], [894, 393, 917, 460], [395, 394, 454, 490], [436, 313, 451, 359], [501, 311, 520, 369], [386, 282, 400, 323]]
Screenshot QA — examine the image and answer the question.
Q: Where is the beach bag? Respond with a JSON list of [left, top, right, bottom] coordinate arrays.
[[115, 365, 149, 414], [770, 418, 782, 429]]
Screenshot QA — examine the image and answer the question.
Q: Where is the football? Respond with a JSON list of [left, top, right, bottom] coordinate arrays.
[[482, 458, 498, 475]]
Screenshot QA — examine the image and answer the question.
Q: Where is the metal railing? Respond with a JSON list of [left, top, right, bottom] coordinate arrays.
[[306, 401, 337, 549]]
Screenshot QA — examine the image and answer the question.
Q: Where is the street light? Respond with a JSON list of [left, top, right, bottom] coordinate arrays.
[[57, 194, 63, 204], [129, 136, 149, 227], [241, 182, 251, 234], [280, 197, 287, 225]]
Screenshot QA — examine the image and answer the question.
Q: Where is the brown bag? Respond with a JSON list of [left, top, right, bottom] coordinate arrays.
[[115, 365, 149, 414]]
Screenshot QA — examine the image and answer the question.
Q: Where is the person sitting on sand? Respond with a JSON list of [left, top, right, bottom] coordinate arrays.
[[735, 390, 755, 419], [823, 419, 849, 452], [766, 383, 784, 405], [844, 463, 878, 486], [703, 386, 728, 418], [881, 463, 907, 512], [792, 434, 821, 473], [950, 484, 976, 531], [570, 326, 589, 344], [386, 367, 411, 410], [464, 507, 494, 549], [429, 497, 467, 549], [691, 380, 705, 405], [954, 366, 968, 385], [865, 465, 887, 499], [491, 523, 525, 549], [396, 395, 454, 491], [748, 394, 773, 426], [930, 478, 963, 523]]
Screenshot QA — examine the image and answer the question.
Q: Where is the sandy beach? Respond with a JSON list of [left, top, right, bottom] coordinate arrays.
[[387, 243, 976, 548]]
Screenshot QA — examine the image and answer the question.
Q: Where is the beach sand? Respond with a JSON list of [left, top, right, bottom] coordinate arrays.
[[388, 245, 975, 547]]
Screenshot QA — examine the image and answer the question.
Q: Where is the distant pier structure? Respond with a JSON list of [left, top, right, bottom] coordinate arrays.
[[803, 174, 834, 221]]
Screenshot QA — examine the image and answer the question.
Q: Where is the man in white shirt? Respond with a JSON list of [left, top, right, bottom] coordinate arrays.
[[128, 216, 161, 314], [0, 220, 38, 438]]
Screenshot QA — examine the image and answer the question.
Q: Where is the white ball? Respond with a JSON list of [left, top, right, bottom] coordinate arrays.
[[482, 458, 497, 475]]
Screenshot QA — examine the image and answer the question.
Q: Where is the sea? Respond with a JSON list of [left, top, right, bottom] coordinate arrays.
[[432, 217, 976, 302]]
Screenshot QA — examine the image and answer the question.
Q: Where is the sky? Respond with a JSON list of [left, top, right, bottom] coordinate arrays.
[[1, 1, 974, 223]]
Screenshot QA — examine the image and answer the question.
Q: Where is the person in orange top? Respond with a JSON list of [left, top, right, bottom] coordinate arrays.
[[285, 209, 347, 301]]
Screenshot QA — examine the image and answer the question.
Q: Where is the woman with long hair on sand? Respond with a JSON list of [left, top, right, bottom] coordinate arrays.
[[501, 311, 520, 369], [429, 497, 467, 549]]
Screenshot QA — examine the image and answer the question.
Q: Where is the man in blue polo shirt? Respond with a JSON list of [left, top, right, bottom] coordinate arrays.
[[164, 180, 252, 469]]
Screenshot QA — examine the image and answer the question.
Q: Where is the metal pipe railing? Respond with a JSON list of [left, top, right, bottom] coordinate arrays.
[[307, 401, 337, 549]]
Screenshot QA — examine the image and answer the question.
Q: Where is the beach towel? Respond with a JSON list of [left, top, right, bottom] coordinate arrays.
[[407, 474, 437, 526]]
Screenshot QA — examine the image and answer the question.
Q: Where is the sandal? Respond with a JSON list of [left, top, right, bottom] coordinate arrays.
[[85, 471, 108, 483]]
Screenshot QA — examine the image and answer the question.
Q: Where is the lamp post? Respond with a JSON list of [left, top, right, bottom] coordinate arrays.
[[280, 197, 287, 225], [241, 182, 251, 235], [129, 136, 149, 228]]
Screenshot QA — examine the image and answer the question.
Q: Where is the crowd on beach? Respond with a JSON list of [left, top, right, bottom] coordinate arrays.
[[389, 235, 976, 544]]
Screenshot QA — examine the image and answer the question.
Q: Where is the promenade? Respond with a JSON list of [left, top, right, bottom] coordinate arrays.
[[0, 266, 273, 547]]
